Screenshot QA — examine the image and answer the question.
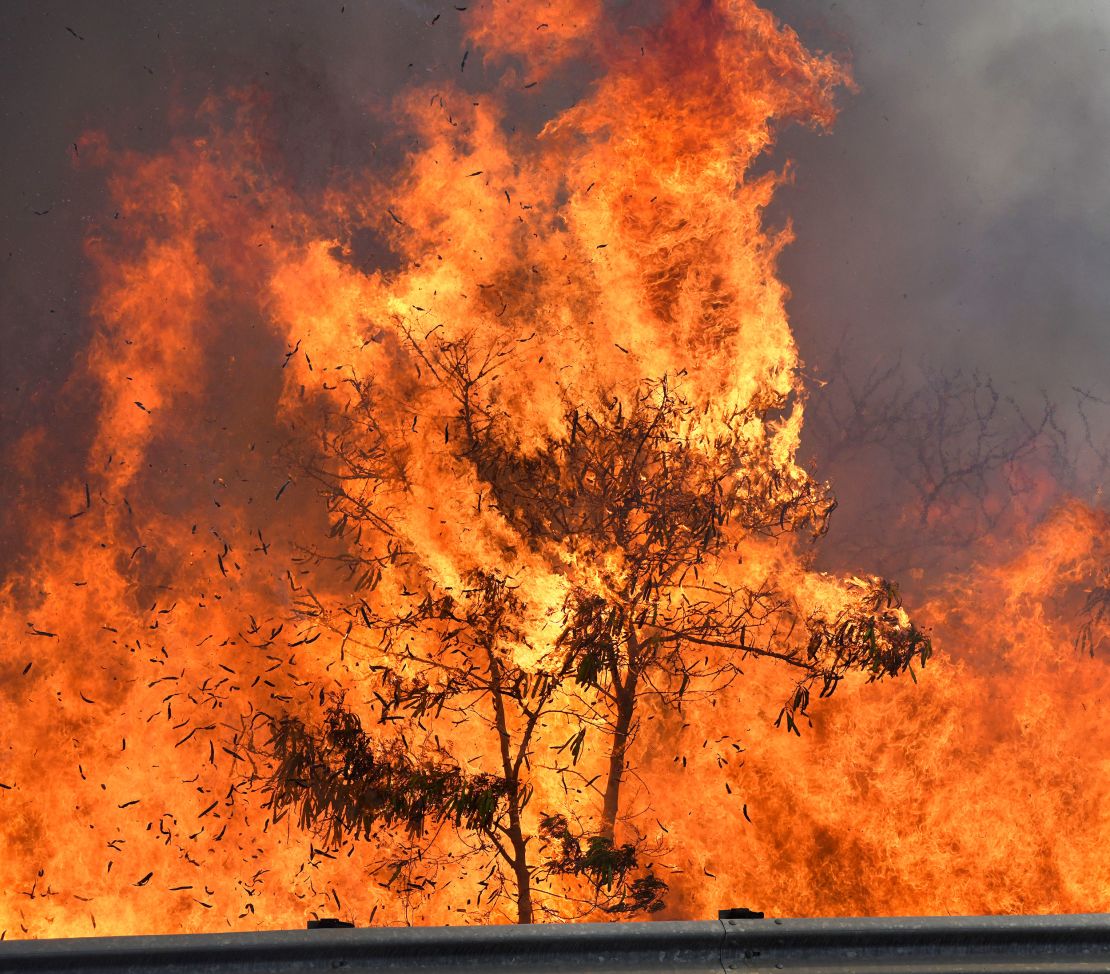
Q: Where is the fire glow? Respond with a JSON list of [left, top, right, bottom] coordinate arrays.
[[3, 0, 1109, 939]]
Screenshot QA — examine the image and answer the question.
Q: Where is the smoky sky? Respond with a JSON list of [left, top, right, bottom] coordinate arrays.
[[3, 0, 1109, 573], [763, 0, 1110, 414], [757, 0, 1110, 582]]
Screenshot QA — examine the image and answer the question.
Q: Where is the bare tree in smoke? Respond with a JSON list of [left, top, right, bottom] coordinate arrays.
[[801, 341, 1110, 668], [259, 328, 931, 924], [803, 336, 1070, 583]]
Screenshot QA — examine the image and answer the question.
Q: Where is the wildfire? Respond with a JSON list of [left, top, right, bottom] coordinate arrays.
[[1, 0, 1106, 938]]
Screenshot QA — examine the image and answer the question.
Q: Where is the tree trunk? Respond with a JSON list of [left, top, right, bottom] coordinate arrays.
[[486, 646, 534, 923], [600, 668, 638, 840], [509, 821, 534, 924]]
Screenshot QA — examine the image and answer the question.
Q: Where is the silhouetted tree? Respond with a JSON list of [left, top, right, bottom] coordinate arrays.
[[261, 331, 930, 923]]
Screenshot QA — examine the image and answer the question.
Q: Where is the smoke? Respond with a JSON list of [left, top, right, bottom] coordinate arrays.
[[760, 0, 1110, 583], [766, 0, 1110, 396]]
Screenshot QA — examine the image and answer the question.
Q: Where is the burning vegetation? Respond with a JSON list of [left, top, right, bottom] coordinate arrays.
[[2, 0, 1109, 938]]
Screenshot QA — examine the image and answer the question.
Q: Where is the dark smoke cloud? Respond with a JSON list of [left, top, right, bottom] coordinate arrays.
[[765, 0, 1110, 402], [761, 0, 1110, 583]]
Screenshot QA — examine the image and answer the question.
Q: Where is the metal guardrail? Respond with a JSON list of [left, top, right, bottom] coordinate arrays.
[[2, 914, 1110, 973]]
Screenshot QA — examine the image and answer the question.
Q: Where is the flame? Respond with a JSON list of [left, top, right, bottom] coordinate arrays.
[[1, 0, 1107, 938]]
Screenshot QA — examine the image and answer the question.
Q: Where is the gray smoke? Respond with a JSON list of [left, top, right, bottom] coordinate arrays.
[[766, 0, 1110, 402], [762, 0, 1110, 583]]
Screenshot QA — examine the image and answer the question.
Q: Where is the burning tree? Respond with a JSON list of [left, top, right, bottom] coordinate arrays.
[[261, 325, 930, 923], [243, 0, 937, 927], [267, 564, 669, 924]]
